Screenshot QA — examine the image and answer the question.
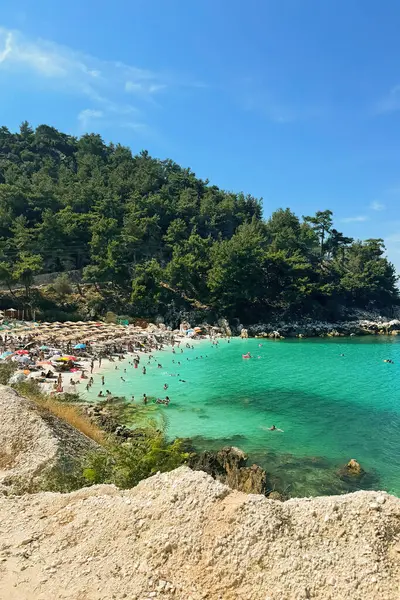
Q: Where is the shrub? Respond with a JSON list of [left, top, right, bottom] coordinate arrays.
[[82, 427, 189, 489], [105, 311, 117, 323], [52, 273, 73, 297], [0, 362, 17, 385]]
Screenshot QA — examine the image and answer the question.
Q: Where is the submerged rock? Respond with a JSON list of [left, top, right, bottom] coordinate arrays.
[[338, 458, 366, 480]]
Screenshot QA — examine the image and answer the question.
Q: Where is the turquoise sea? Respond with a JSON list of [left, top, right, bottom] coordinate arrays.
[[87, 337, 400, 497]]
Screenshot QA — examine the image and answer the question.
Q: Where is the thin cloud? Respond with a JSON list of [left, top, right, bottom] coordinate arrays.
[[125, 81, 167, 95], [376, 85, 400, 114], [78, 109, 103, 130], [0, 26, 191, 132], [385, 185, 400, 195], [340, 215, 369, 223], [370, 201, 386, 211]]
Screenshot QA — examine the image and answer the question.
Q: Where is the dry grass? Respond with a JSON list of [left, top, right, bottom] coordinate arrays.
[[14, 382, 105, 446], [39, 398, 105, 445]]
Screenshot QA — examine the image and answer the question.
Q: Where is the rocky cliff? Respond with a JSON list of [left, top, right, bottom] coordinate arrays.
[[0, 385, 98, 494], [0, 387, 399, 599], [0, 467, 399, 600]]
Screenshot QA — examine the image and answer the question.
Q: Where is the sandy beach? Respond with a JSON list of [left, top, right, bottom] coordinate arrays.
[[0, 319, 212, 399]]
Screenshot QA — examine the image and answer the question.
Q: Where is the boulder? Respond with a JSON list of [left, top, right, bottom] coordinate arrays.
[[189, 446, 268, 495], [240, 328, 249, 338], [218, 318, 232, 337], [338, 458, 366, 481], [180, 321, 191, 332], [226, 463, 267, 495]]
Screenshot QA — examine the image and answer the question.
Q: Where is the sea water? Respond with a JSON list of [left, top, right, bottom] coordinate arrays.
[[87, 336, 400, 497]]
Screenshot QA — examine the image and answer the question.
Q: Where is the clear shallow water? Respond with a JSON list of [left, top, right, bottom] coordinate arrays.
[[87, 337, 400, 497]]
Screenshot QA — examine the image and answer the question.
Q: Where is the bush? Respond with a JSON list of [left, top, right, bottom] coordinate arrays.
[[82, 426, 189, 489], [52, 273, 73, 297], [0, 362, 17, 385], [105, 311, 117, 323]]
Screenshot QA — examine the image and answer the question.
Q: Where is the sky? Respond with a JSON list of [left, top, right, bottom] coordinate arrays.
[[0, 0, 400, 273]]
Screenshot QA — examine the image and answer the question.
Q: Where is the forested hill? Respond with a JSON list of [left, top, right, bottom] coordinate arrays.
[[0, 122, 398, 323]]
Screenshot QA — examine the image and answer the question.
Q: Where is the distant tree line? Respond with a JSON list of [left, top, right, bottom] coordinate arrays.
[[0, 122, 398, 322]]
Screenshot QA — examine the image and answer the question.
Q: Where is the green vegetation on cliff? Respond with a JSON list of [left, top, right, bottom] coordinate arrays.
[[0, 122, 398, 322]]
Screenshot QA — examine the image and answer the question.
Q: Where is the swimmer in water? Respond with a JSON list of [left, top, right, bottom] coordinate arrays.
[[268, 425, 284, 432], [164, 383, 168, 390]]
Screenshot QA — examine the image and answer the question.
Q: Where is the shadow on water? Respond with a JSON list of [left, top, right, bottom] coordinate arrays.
[[100, 384, 399, 497], [203, 386, 400, 475]]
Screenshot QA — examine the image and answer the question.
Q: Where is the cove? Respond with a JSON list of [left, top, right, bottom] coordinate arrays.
[[87, 336, 400, 497]]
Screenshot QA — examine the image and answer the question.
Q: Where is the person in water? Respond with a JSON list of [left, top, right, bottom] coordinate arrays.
[[268, 425, 284, 432], [142, 366, 146, 375], [164, 383, 168, 390], [98, 391, 104, 397], [143, 393, 148, 405]]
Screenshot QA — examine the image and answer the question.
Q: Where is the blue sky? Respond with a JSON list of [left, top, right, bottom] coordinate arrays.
[[1, 0, 400, 273]]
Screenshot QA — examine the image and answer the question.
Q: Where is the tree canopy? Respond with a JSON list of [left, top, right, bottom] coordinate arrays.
[[0, 122, 398, 322]]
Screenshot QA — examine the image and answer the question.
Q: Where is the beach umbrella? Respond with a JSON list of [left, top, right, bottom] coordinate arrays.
[[15, 349, 29, 355], [74, 343, 86, 350], [16, 355, 30, 364], [39, 345, 50, 350]]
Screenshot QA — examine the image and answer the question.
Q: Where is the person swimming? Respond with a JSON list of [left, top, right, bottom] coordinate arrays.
[[268, 425, 284, 432], [164, 383, 169, 390]]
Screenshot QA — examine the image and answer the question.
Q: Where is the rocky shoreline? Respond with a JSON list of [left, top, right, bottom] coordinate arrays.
[[245, 316, 400, 339], [172, 310, 400, 339], [82, 400, 369, 500]]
